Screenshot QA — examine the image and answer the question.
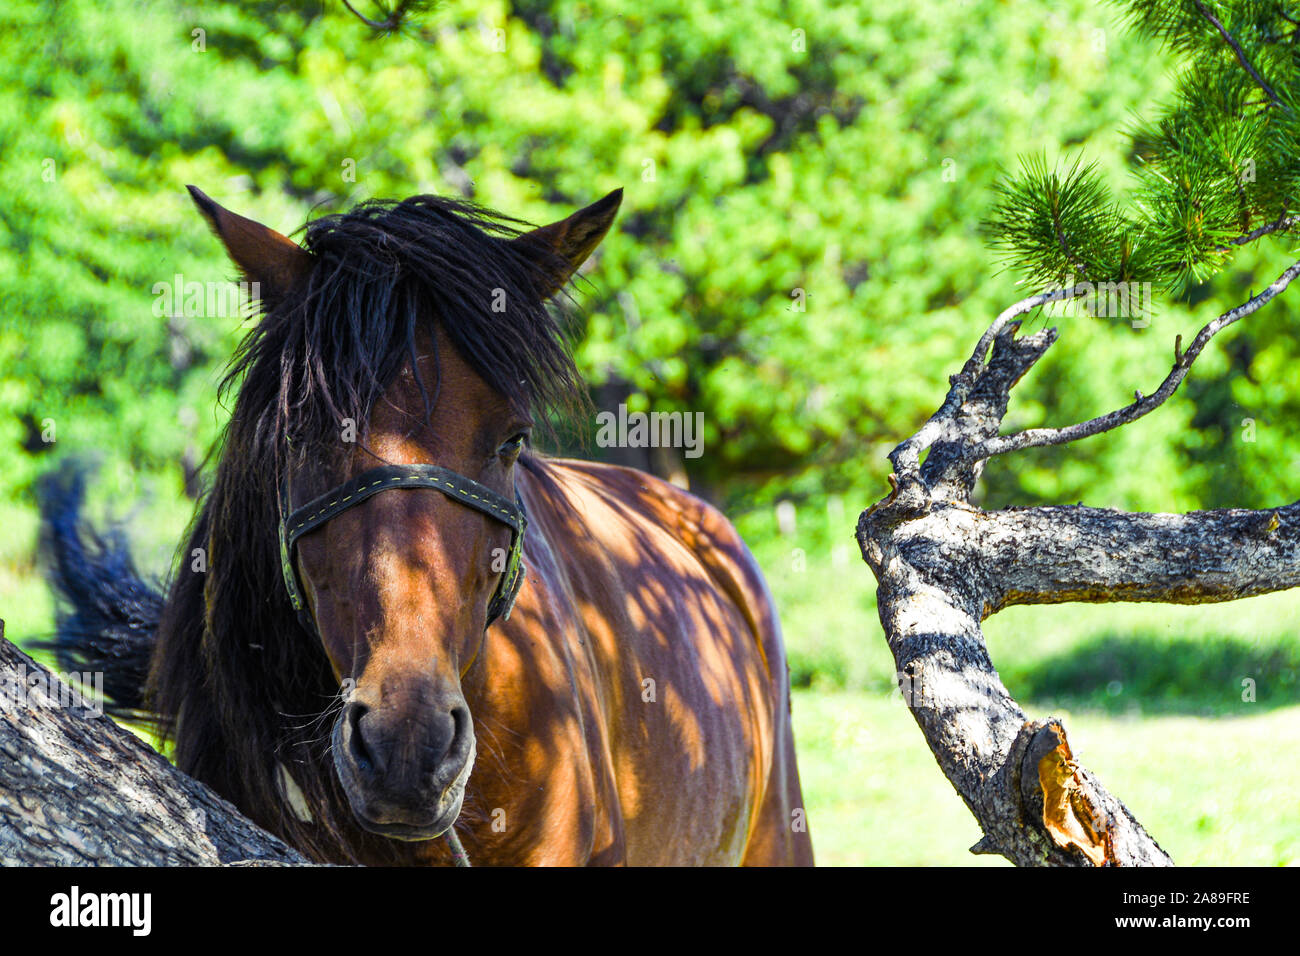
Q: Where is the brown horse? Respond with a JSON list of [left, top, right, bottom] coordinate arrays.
[[42, 186, 813, 866]]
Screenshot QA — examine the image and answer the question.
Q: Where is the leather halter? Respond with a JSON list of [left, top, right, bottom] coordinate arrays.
[[278, 462, 523, 866], [279, 463, 528, 635]]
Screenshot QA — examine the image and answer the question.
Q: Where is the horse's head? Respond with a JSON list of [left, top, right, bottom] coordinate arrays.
[[190, 185, 619, 842]]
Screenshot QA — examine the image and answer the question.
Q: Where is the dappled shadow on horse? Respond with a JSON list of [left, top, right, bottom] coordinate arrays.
[[42, 185, 814, 866]]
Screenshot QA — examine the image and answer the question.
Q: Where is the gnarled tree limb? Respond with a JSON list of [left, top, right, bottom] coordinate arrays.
[[971, 259, 1300, 461], [857, 268, 1300, 866]]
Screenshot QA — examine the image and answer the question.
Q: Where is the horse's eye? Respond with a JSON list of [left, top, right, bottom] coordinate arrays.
[[498, 433, 527, 457]]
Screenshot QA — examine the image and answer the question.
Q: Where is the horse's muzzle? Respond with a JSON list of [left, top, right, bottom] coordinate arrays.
[[332, 694, 476, 841]]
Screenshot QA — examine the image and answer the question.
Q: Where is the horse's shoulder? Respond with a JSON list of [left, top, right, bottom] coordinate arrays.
[[533, 457, 783, 670]]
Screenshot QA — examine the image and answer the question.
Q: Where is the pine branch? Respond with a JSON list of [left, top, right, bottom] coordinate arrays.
[[1191, 0, 1283, 106], [989, 2, 1299, 294], [1217, 212, 1299, 250], [983, 156, 1134, 287], [341, 0, 437, 35]]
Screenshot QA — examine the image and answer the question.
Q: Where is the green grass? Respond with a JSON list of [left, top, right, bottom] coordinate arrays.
[[791, 689, 1002, 866], [792, 689, 1300, 866], [0, 502, 54, 654]]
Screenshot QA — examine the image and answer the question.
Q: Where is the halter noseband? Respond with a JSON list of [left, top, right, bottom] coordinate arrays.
[[279, 463, 528, 634]]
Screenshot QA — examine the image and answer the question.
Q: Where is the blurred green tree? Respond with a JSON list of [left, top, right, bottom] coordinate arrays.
[[0, 0, 1294, 555]]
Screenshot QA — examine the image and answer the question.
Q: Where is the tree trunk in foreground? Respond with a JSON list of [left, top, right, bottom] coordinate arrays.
[[0, 619, 310, 865]]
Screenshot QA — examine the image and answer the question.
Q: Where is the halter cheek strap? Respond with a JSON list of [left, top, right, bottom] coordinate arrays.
[[279, 464, 528, 633]]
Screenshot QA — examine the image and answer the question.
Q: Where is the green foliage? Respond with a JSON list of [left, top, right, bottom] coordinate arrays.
[[6, 0, 1268, 531], [988, 155, 1136, 286], [986, 0, 1300, 292], [0, 0, 1293, 612]]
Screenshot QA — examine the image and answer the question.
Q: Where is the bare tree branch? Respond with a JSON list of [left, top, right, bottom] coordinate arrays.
[[937, 501, 1300, 615], [888, 285, 1087, 481], [1217, 213, 1299, 251], [968, 258, 1300, 461], [857, 234, 1300, 863], [857, 505, 1174, 866]]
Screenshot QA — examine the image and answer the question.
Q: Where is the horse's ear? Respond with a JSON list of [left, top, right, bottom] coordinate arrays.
[[186, 185, 313, 301], [512, 188, 622, 298]]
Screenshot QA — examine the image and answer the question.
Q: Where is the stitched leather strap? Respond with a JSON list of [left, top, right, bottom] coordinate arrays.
[[279, 464, 527, 629]]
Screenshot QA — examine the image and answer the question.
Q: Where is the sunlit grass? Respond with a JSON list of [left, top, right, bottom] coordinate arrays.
[[792, 689, 1300, 866]]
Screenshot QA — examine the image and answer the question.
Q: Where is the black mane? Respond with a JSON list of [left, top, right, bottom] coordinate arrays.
[[227, 194, 584, 472]]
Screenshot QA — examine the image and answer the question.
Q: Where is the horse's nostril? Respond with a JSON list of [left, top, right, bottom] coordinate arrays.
[[345, 701, 377, 776], [450, 704, 469, 735], [339, 695, 472, 799], [449, 705, 473, 762]]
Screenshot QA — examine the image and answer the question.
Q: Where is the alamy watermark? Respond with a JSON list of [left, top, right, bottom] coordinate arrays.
[[595, 403, 705, 459], [0, 664, 104, 717], [1047, 274, 1154, 328], [152, 273, 260, 318], [50, 886, 151, 936]]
